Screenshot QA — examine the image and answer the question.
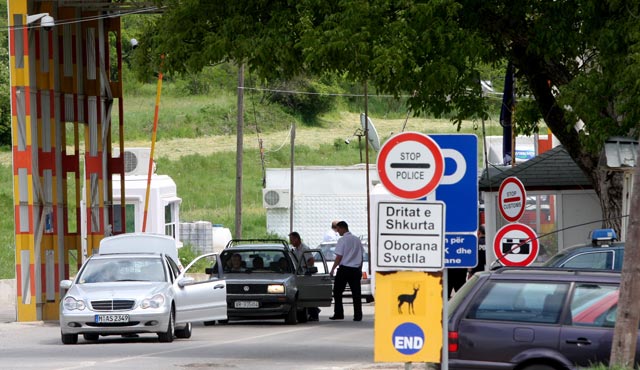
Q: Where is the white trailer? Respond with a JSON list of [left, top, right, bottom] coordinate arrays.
[[264, 165, 379, 247], [111, 148, 182, 243]]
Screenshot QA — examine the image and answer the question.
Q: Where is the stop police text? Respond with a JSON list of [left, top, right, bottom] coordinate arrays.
[[396, 152, 425, 180]]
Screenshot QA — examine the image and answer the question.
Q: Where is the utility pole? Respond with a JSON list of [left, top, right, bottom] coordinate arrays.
[[234, 63, 244, 239], [289, 124, 295, 233]]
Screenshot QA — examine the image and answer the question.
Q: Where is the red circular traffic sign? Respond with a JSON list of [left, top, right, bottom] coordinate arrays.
[[376, 132, 444, 199], [498, 176, 526, 222], [493, 223, 539, 267]]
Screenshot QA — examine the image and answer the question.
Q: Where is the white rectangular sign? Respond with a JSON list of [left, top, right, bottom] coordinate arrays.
[[376, 201, 445, 271]]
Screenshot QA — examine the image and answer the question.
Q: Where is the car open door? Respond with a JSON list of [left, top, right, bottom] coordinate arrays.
[[174, 253, 227, 324], [296, 249, 333, 308]]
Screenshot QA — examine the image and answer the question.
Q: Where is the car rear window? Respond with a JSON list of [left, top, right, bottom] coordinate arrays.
[[561, 251, 614, 270], [465, 281, 569, 324], [220, 250, 290, 273]]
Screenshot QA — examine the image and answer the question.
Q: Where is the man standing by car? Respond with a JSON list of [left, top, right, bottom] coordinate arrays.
[[289, 231, 320, 321], [289, 231, 314, 268], [330, 221, 363, 321]]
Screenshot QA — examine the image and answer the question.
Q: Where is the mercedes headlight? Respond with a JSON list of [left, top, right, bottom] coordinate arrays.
[[63, 296, 86, 311], [267, 284, 285, 294], [141, 293, 165, 309]]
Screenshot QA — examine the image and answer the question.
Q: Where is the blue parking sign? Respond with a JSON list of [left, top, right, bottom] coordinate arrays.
[[430, 134, 478, 268]]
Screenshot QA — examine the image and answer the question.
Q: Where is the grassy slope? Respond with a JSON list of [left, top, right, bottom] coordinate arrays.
[[0, 79, 508, 279]]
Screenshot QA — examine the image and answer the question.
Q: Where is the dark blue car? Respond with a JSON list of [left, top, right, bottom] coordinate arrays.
[[543, 229, 624, 271]]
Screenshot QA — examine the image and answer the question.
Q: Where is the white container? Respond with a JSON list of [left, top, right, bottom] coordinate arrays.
[[212, 224, 232, 253]]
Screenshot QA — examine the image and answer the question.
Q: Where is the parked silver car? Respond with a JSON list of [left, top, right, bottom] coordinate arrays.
[[59, 233, 227, 344], [318, 241, 374, 303]]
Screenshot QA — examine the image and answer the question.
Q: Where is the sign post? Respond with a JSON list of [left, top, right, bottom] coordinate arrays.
[[374, 132, 446, 366], [376, 201, 445, 271], [493, 223, 539, 266], [374, 271, 443, 363], [498, 176, 526, 223], [377, 132, 444, 199]]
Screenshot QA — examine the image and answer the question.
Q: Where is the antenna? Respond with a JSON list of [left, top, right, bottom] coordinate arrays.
[[360, 113, 381, 151]]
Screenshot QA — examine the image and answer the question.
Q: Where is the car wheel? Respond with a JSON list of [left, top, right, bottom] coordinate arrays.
[[174, 322, 192, 339], [217, 319, 229, 325], [203, 321, 216, 326], [83, 333, 99, 341], [285, 301, 298, 325], [297, 307, 308, 323], [522, 365, 557, 370], [61, 332, 78, 345], [365, 296, 374, 303], [158, 308, 175, 343]]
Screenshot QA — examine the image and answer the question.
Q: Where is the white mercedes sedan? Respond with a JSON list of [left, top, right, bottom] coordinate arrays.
[[59, 233, 226, 344]]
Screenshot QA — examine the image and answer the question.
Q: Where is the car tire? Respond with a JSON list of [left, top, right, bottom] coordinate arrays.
[[285, 301, 298, 325], [203, 321, 216, 326], [83, 333, 99, 341], [174, 322, 192, 339], [217, 319, 229, 325], [297, 307, 308, 323], [158, 308, 175, 343], [61, 332, 78, 345], [522, 365, 557, 370]]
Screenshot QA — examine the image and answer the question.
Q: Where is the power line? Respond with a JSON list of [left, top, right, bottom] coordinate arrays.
[[3, 6, 161, 33], [240, 86, 507, 99]]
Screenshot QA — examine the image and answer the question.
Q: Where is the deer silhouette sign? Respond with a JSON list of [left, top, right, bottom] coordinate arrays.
[[397, 284, 420, 314]]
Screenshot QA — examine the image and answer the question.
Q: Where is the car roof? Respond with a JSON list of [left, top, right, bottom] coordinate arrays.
[[97, 233, 181, 266], [224, 239, 291, 251], [91, 253, 162, 260], [488, 267, 621, 284], [561, 241, 625, 254]]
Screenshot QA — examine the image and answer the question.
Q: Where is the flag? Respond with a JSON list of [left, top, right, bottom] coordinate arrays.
[[500, 62, 515, 165]]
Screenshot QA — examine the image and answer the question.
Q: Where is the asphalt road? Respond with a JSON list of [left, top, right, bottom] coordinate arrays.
[[0, 302, 420, 370]]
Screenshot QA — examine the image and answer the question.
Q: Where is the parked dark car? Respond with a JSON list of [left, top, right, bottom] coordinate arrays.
[[447, 267, 630, 369], [543, 228, 624, 271], [216, 239, 333, 324]]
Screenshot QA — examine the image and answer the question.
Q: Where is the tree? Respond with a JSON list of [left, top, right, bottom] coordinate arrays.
[[0, 2, 11, 146], [144, 0, 640, 364]]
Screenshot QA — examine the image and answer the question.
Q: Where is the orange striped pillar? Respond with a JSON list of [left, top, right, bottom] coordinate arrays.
[[9, 1, 121, 321], [9, 0, 39, 322]]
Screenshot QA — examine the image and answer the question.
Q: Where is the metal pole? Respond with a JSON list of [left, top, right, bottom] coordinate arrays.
[[364, 81, 372, 277], [234, 63, 245, 239], [290, 124, 295, 233]]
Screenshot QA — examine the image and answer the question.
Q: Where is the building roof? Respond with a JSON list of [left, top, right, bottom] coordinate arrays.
[[601, 137, 638, 168], [479, 145, 593, 192]]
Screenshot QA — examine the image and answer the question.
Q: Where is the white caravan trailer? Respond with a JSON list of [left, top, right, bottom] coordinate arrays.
[[263, 165, 379, 247]]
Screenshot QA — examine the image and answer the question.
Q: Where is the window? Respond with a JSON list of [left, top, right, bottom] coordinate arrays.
[[570, 284, 618, 327], [165, 256, 181, 282], [562, 251, 613, 270], [165, 202, 177, 238], [184, 254, 220, 283], [466, 281, 569, 324]]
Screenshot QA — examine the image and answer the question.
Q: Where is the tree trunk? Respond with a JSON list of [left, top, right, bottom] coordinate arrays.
[[591, 169, 624, 233], [610, 148, 640, 367]]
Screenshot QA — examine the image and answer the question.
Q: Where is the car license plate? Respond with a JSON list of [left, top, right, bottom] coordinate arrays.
[[95, 314, 130, 323], [234, 301, 259, 309]]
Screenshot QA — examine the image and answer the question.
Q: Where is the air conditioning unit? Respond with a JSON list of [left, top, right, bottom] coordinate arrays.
[[262, 189, 290, 209], [114, 148, 153, 176]]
